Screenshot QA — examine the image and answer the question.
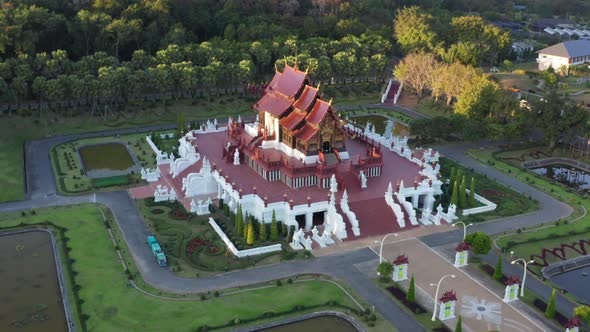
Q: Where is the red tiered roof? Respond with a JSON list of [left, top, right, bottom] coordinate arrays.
[[280, 109, 307, 130], [293, 123, 318, 142], [253, 92, 293, 117], [274, 65, 306, 97], [293, 85, 318, 111], [266, 71, 282, 92], [306, 99, 331, 125]]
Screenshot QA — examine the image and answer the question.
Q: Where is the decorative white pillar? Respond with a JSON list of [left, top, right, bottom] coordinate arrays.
[[454, 242, 470, 267], [412, 194, 419, 208], [503, 276, 521, 302], [438, 291, 457, 321], [305, 212, 313, 231], [392, 255, 409, 282]]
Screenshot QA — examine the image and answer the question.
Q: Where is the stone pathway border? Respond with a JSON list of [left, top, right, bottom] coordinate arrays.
[[236, 310, 367, 332]]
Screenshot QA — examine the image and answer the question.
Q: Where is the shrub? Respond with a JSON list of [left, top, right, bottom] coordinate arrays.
[[407, 275, 416, 303], [377, 261, 393, 281], [276, 279, 282, 287], [493, 256, 503, 281], [546, 289, 556, 319]]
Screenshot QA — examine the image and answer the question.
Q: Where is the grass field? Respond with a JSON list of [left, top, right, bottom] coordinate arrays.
[[469, 147, 590, 272], [0, 205, 393, 332]]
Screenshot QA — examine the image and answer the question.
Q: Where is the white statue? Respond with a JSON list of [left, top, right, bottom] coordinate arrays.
[[360, 170, 367, 189], [311, 226, 326, 248], [226, 141, 231, 151], [233, 148, 240, 165], [448, 203, 457, 220]]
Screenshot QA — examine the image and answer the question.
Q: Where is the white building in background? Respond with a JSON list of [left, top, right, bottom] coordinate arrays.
[[537, 40, 590, 74]]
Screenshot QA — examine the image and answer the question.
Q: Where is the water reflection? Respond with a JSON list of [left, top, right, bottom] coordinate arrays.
[[530, 164, 590, 193]]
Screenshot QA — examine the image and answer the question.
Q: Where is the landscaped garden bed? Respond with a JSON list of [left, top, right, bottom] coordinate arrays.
[[139, 198, 306, 276], [438, 157, 539, 222], [51, 133, 158, 194]]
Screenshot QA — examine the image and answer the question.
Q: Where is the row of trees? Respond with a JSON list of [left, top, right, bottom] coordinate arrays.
[[448, 168, 476, 209], [235, 206, 283, 245], [395, 52, 504, 119], [0, 0, 399, 60], [394, 6, 511, 66], [0, 32, 391, 107]]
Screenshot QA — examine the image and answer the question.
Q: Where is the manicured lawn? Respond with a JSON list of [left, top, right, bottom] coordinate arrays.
[[0, 205, 391, 332], [0, 96, 257, 202], [414, 99, 453, 118], [79, 143, 134, 171], [439, 157, 539, 222], [469, 147, 590, 272]]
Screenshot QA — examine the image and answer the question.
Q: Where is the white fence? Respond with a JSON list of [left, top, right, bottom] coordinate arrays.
[[208, 218, 282, 258], [146, 135, 161, 155], [462, 190, 498, 216]]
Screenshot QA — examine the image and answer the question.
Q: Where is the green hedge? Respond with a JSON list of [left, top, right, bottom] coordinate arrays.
[[92, 175, 130, 188]]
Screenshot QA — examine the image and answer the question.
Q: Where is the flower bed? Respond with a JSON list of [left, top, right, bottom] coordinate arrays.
[[531, 239, 590, 267], [169, 208, 190, 220], [533, 299, 568, 326], [185, 237, 223, 257], [151, 208, 164, 215], [386, 286, 425, 314]]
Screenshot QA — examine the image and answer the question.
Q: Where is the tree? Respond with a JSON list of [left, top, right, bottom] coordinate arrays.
[[450, 180, 459, 206], [393, 6, 437, 54], [531, 89, 589, 150], [377, 261, 393, 281], [459, 175, 467, 209], [493, 256, 503, 281], [247, 222, 255, 245], [235, 205, 243, 235], [469, 177, 476, 207], [454, 74, 499, 118], [546, 289, 556, 319], [105, 18, 142, 58], [259, 219, 267, 241], [455, 315, 462, 332], [574, 305, 590, 324], [407, 275, 416, 303], [243, 215, 250, 239], [394, 53, 438, 97], [178, 112, 185, 133], [270, 210, 279, 241], [449, 167, 456, 192], [464, 231, 492, 255]]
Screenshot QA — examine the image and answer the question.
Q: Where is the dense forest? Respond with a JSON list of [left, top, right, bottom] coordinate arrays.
[[0, 0, 586, 109]]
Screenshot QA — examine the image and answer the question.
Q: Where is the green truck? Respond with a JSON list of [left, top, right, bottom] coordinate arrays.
[[147, 235, 167, 267]]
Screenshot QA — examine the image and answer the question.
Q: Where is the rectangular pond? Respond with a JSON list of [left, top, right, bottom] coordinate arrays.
[[0, 231, 68, 331], [530, 164, 590, 194], [78, 143, 135, 171]]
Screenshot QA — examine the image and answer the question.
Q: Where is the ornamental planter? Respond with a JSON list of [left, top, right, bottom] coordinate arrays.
[[454, 242, 470, 267], [566, 317, 582, 332], [503, 275, 520, 302], [393, 254, 409, 282], [438, 290, 457, 321]]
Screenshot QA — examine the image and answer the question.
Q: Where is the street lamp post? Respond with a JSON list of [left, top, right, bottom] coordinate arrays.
[[378, 233, 399, 264], [511, 258, 535, 297], [430, 274, 456, 321], [452, 222, 473, 240]]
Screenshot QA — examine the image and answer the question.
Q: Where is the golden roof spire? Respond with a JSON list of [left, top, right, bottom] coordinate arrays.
[[317, 82, 321, 90], [328, 98, 333, 105]]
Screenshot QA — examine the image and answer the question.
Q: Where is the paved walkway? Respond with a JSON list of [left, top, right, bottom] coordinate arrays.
[[376, 238, 557, 332]]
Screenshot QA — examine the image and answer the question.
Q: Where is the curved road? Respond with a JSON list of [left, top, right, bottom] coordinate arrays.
[[0, 127, 575, 331]]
